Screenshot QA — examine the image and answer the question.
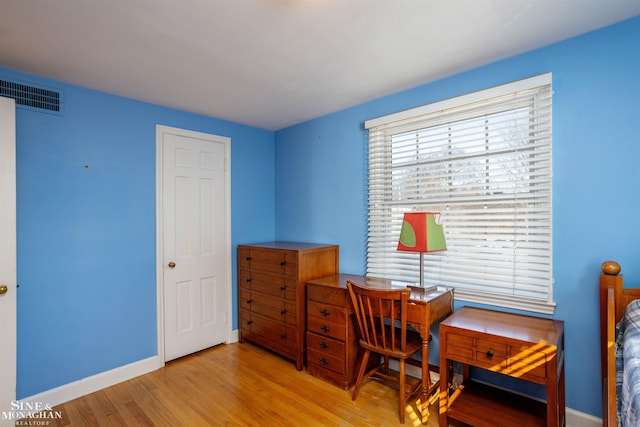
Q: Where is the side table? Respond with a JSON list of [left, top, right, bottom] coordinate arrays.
[[439, 306, 565, 427]]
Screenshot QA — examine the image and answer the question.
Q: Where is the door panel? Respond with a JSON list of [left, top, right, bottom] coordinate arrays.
[[158, 126, 230, 362]]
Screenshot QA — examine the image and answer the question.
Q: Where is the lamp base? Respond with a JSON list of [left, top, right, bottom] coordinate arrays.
[[408, 284, 439, 293]]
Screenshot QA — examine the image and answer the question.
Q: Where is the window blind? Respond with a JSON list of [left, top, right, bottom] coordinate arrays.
[[366, 74, 554, 314]]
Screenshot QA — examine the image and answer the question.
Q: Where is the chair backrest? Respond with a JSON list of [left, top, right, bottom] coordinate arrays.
[[347, 280, 411, 353]]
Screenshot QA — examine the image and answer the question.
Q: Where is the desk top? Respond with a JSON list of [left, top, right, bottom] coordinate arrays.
[[441, 306, 564, 347], [306, 273, 454, 305]]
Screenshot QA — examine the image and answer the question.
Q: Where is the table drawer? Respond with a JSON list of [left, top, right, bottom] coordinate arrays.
[[307, 285, 348, 307], [448, 332, 473, 348], [475, 350, 508, 371], [477, 339, 507, 355], [307, 301, 347, 326], [475, 338, 508, 369], [307, 348, 346, 375], [445, 333, 474, 359], [446, 343, 473, 360], [307, 332, 345, 359], [307, 317, 346, 341], [510, 347, 547, 380]]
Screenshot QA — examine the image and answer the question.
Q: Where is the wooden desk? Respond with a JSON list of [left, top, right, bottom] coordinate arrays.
[[306, 274, 454, 421], [439, 307, 565, 427]]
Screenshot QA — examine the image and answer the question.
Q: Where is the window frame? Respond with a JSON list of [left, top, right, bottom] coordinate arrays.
[[365, 74, 554, 314]]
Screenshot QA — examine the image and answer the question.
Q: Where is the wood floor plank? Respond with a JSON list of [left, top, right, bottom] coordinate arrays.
[[20, 342, 442, 426]]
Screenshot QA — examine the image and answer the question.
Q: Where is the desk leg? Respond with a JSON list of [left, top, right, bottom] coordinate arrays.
[[415, 337, 431, 424]]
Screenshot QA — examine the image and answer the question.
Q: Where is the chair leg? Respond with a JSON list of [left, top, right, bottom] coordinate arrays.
[[398, 358, 406, 424], [351, 350, 371, 401]]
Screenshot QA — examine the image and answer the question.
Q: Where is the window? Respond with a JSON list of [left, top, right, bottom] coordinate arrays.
[[366, 74, 554, 314]]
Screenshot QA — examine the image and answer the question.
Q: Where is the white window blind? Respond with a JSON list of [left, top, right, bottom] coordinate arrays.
[[366, 74, 554, 314]]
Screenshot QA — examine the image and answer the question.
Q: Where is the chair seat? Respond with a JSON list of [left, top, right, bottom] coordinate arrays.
[[359, 325, 423, 358]]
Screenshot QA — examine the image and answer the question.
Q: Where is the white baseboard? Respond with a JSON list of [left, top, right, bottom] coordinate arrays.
[[20, 330, 240, 409], [566, 407, 600, 427], [19, 355, 162, 408], [229, 328, 239, 343]]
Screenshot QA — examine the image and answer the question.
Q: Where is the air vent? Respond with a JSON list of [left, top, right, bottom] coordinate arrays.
[[0, 79, 61, 113]]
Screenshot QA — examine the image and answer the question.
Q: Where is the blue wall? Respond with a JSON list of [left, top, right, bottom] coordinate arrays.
[[275, 17, 640, 417], [0, 67, 276, 398]]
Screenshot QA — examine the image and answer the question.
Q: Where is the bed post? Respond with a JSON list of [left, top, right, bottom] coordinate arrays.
[[600, 260, 622, 427]]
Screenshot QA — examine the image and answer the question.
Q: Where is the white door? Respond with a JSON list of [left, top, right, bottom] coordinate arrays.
[[0, 97, 17, 426], [157, 125, 231, 362]]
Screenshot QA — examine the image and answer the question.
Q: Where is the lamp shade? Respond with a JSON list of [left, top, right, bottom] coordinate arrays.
[[397, 212, 446, 253]]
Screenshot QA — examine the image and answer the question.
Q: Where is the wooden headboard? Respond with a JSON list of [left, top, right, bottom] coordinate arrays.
[[600, 261, 640, 426]]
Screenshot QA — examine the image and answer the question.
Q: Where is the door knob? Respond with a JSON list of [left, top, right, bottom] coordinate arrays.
[[168, 262, 176, 268], [0, 284, 7, 295]]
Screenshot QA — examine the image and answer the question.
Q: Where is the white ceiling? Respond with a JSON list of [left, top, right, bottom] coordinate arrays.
[[1, 1, 639, 131]]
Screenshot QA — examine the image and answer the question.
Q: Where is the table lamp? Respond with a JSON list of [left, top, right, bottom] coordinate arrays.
[[397, 212, 446, 288]]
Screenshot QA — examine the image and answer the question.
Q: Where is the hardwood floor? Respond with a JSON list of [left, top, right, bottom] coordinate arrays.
[[23, 342, 445, 426]]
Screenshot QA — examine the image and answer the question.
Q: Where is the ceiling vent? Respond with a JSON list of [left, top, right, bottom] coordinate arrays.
[[0, 79, 62, 114]]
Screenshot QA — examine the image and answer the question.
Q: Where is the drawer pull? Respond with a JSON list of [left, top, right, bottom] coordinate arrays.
[[247, 320, 253, 325], [281, 334, 286, 339], [320, 341, 329, 349], [280, 286, 286, 291], [320, 358, 329, 366], [320, 309, 330, 317], [320, 325, 330, 333], [245, 278, 251, 282], [280, 261, 286, 266], [246, 257, 251, 261], [281, 310, 286, 315], [246, 299, 252, 304], [486, 350, 494, 359]]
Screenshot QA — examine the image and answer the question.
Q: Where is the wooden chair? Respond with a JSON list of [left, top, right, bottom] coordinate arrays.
[[347, 280, 423, 423]]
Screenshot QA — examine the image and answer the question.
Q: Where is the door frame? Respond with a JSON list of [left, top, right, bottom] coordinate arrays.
[[155, 125, 232, 365], [0, 96, 16, 426]]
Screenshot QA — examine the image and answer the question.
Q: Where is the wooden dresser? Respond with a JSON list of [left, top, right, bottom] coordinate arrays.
[[439, 306, 565, 427], [238, 242, 339, 371]]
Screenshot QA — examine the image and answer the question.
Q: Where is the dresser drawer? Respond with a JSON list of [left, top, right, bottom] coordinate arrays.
[[239, 288, 252, 311], [242, 312, 285, 342], [307, 301, 347, 326], [284, 301, 296, 326], [239, 308, 251, 332], [248, 272, 287, 298], [283, 252, 298, 276], [247, 293, 285, 321], [308, 285, 348, 307], [284, 279, 297, 300], [241, 248, 298, 275], [308, 317, 346, 341]]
